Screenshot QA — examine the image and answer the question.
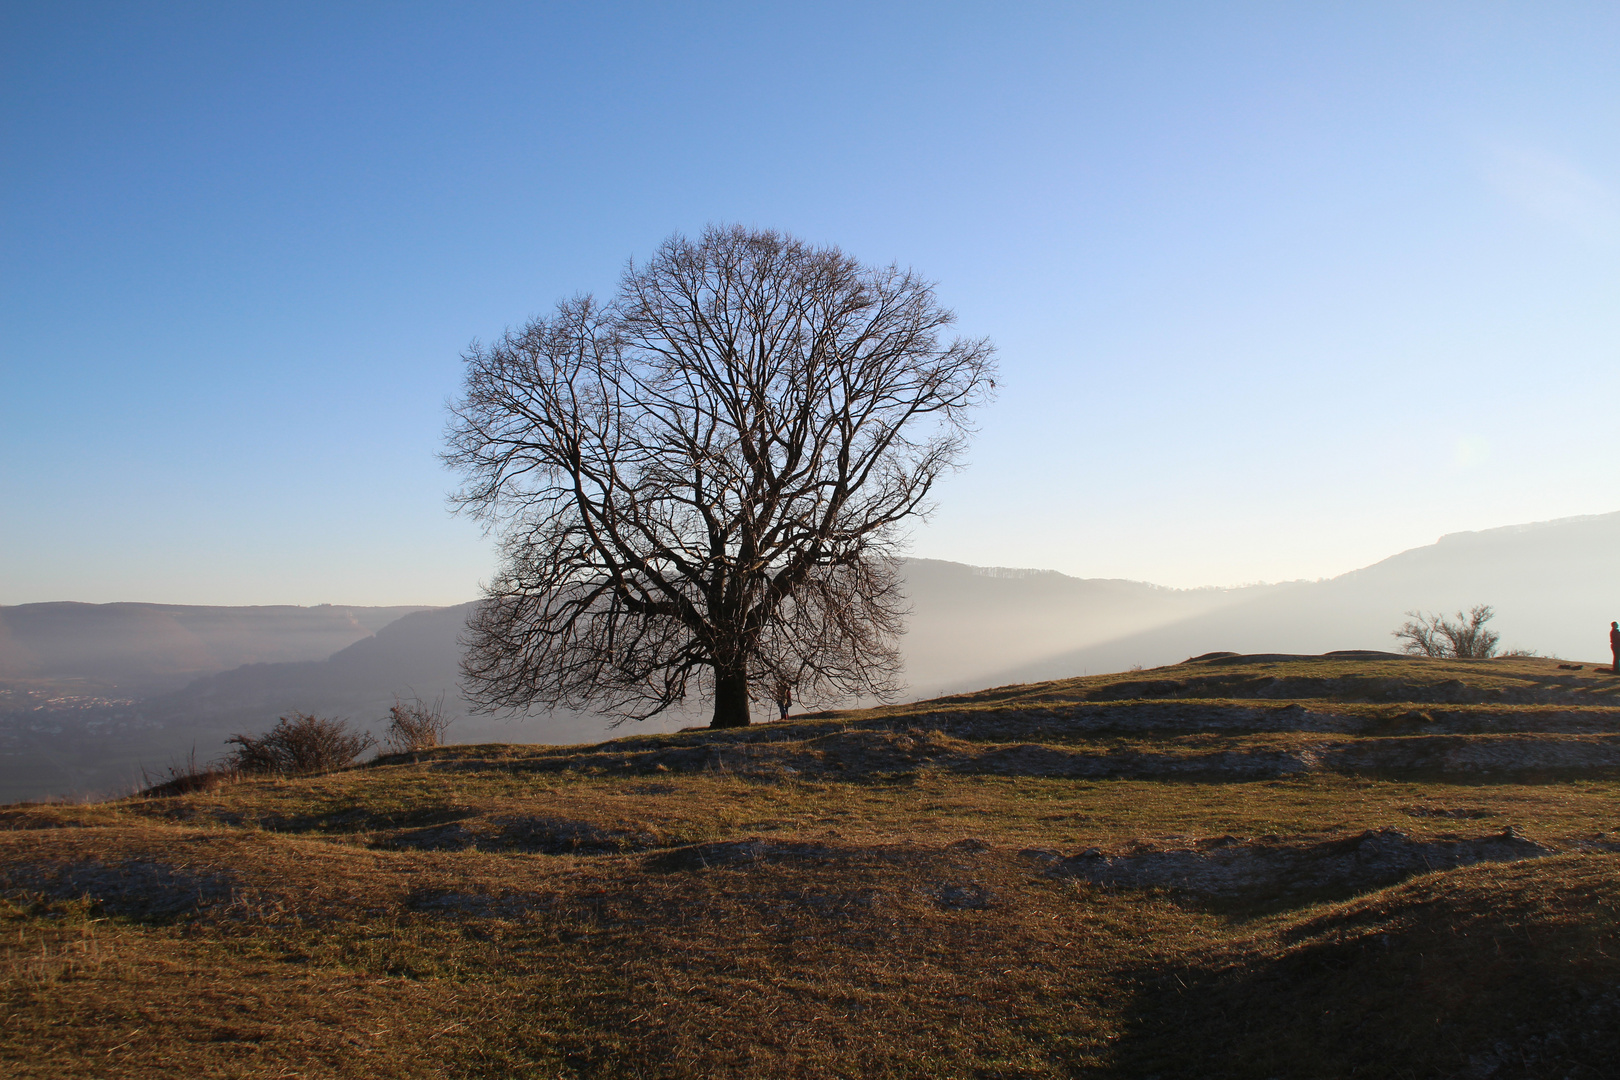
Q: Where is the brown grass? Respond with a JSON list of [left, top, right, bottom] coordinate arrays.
[[3, 652, 1619, 1077]]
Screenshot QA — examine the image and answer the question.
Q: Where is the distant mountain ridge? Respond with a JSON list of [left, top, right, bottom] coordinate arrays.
[[979, 510, 1620, 687], [0, 602, 434, 696], [1, 510, 1616, 803], [149, 603, 486, 738]]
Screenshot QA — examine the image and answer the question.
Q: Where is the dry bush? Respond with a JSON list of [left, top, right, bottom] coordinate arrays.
[[224, 713, 376, 776], [382, 694, 453, 754], [1393, 604, 1501, 659]]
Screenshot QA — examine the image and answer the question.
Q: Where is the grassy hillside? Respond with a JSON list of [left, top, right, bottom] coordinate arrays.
[[8, 509, 1616, 805], [3, 653, 1618, 1078]]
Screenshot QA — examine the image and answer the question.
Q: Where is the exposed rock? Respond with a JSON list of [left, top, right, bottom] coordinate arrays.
[[946, 837, 992, 854], [930, 883, 995, 910], [1323, 734, 1620, 775]]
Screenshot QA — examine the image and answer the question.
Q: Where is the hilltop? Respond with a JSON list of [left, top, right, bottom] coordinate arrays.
[[4, 652, 1619, 1078], [4, 507, 1617, 804]]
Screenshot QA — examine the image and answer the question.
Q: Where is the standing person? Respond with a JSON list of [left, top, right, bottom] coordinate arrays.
[[1611, 621, 1620, 675]]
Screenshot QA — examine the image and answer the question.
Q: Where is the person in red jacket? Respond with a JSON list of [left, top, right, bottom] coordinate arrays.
[[1611, 621, 1620, 675]]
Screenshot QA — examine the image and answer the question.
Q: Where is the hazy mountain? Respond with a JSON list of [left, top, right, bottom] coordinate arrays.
[[978, 511, 1620, 687], [131, 565, 1256, 753], [0, 602, 433, 802], [895, 561, 1256, 698], [2, 510, 1615, 803], [2, 571, 1248, 802], [138, 603, 598, 747], [0, 602, 431, 697]]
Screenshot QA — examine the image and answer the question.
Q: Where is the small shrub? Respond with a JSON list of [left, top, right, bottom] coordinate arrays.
[[382, 694, 453, 754], [140, 747, 235, 797], [224, 713, 375, 776], [1393, 605, 1501, 659]]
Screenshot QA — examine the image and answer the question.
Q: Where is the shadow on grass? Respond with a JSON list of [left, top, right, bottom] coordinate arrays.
[[1105, 854, 1620, 1079]]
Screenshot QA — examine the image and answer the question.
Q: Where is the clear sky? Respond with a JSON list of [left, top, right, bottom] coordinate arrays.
[[3, 2, 1617, 606]]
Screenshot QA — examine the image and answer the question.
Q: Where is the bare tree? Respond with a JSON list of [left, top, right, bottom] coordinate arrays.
[[1393, 605, 1501, 659], [446, 226, 997, 728]]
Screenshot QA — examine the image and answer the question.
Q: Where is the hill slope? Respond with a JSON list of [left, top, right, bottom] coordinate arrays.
[[1, 568, 1246, 802], [3, 653, 1618, 1078], [2, 509, 1615, 804]]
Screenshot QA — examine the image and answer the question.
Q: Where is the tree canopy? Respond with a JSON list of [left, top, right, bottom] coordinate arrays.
[[445, 225, 997, 727]]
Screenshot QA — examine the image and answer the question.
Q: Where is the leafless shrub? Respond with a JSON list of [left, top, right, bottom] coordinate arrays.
[[1393, 605, 1502, 659], [1394, 614, 1444, 658], [223, 713, 375, 776], [382, 694, 453, 754]]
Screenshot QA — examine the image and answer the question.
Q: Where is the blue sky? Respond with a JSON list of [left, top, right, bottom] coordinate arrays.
[[3, 2, 1616, 605]]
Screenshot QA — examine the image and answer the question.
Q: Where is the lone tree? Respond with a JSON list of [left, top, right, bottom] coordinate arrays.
[[446, 226, 997, 728]]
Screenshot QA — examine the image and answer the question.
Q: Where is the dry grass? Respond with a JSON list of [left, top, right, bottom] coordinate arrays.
[[3, 652, 1619, 1078]]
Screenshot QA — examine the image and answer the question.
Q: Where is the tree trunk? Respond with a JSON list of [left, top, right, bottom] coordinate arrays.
[[710, 665, 752, 728]]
